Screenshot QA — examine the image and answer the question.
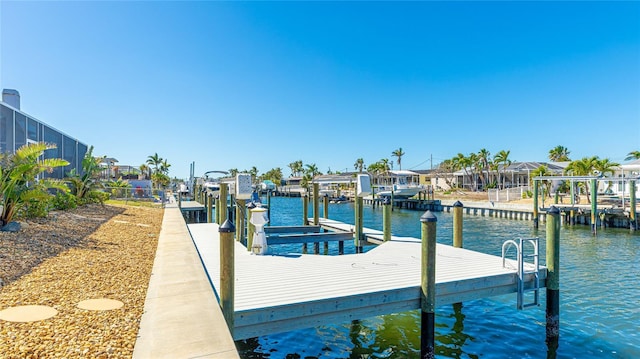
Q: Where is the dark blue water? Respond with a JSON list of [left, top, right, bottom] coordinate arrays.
[[236, 196, 640, 358]]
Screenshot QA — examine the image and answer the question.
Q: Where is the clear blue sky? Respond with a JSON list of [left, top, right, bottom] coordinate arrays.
[[1, 1, 639, 179]]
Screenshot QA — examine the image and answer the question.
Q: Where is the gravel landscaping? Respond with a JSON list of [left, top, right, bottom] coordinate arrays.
[[0, 204, 163, 358]]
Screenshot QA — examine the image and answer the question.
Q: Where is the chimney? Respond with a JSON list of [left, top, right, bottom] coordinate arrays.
[[2, 89, 21, 110]]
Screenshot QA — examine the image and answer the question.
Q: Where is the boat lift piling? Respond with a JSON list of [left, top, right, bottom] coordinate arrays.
[[420, 211, 437, 358], [630, 180, 637, 231], [545, 206, 560, 351], [383, 197, 391, 242], [219, 219, 235, 336], [453, 201, 463, 248]]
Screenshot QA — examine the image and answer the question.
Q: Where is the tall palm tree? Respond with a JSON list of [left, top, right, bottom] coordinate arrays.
[[625, 150, 640, 161], [548, 145, 571, 162], [593, 158, 619, 176], [531, 165, 552, 197], [477, 148, 491, 189], [146, 153, 163, 174], [305, 163, 321, 177], [160, 159, 171, 175], [354, 158, 365, 173], [565, 156, 597, 203], [288, 160, 303, 177], [493, 150, 511, 190], [139, 164, 150, 179], [391, 148, 405, 170]]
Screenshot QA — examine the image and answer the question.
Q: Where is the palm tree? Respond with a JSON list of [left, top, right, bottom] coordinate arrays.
[[493, 150, 511, 190], [146, 153, 163, 174], [249, 166, 259, 182], [625, 150, 640, 161], [288, 160, 303, 177], [531, 165, 552, 198], [477, 148, 491, 189], [160, 159, 171, 175], [548, 145, 571, 162], [593, 158, 619, 177], [305, 163, 321, 177], [354, 158, 365, 173], [391, 148, 405, 170], [139, 164, 150, 179], [565, 156, 597, 203]]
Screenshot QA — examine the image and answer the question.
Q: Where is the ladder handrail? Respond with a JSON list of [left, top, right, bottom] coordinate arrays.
[[501, 237, 540, 310]]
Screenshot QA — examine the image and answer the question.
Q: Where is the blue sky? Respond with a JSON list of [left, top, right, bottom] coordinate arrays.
[[1, 1, 639, 179]]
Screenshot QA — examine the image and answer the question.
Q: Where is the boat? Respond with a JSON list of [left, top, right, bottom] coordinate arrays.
[[375, 170, 424, 199]]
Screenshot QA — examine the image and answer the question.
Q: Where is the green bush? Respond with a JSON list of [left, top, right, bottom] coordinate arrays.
[[523, 190, 533, 199], [22, 197, 51, 219], [80, 190, 110, 205], [51, 192, 78, 210]]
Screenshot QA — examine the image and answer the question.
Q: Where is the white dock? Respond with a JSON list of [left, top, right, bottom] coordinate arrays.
[[188, 220, 546, 340]]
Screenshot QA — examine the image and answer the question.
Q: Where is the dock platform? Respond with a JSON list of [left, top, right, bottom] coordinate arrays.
[[188, 220, 547, 340]]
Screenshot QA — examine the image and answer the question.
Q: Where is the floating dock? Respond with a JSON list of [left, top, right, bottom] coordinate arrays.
[[188, 220, 547, 340]]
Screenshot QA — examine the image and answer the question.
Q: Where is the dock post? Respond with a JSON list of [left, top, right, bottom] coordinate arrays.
[[219, 219, 235, 335], [219, 184, 228, 224], [323, 194, 329, 254], [533, 180, 539, 229], [236, 199, 246, 243], [545, 206, 560, 352], [420, 211, 437, 358], [313, 183, 320, 254], [453, 201, 463, 248], [590, 178, 597, 235], [629, 180, 636, 231], [178, 191, 182, 208], [302, 194, 308, 253], [214, 196, 220, 224], [383, 197, 391, 242], [207, 193, 213, 223], [247, 202, 256, 251], [267, 190, 272, 223], [354, 196, 364, 253]]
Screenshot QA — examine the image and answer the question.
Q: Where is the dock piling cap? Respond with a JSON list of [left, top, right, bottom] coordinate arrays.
[[219, 219, 235, 232], [453, 200, 464, 207], [547, 206, 560, 214], [420, 210, 437, 222]]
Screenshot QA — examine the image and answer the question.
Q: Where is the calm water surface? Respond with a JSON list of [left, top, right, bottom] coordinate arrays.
[[236, 196, 640, 358]]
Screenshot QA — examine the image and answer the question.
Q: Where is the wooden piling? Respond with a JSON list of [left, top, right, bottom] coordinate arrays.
[[354, 196, 364, 253], [323, 195, 329, 253], [630, 180, 637, 231], [533, 180, 539, 229], [236, 199, 246, 243], [219, 219, 235, 335], [590, 178, 597, 235], [178, 191, 182, 208], [420, 211, 437, 358], [546, 206, 560, 350], [215, 196, 220, 224], [267, 190, 272, 223], [383, 197, 391, 242], [207, 193, 213, 223], [302, 194, 308, 253], [453, 201, 463, 248], [247, 204, 255, 252], [219, 184, 228, 224]]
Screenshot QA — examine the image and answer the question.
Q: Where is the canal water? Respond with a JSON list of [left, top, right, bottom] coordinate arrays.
[[235, 196, 640, 358]]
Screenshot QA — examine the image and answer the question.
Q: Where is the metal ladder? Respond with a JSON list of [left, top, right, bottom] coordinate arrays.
[[501, 237, 540, 310]]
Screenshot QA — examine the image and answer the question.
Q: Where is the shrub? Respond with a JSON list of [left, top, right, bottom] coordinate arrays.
[[51, 192, 78, 210]]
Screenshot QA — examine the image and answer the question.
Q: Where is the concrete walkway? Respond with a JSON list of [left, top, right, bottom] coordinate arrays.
[[133, 203, 239, 359]]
